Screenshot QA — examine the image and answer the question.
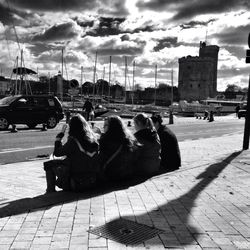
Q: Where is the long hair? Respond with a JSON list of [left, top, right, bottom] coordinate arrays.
[[133, 113, 154, 130], [103, 115, 135, 147], [68, 114, 97, 143]]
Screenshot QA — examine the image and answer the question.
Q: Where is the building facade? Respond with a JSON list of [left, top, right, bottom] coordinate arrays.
[[178, 42, 219, 101]]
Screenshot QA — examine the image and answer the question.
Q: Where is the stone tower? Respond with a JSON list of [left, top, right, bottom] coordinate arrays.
[[178, 42, 219, 101]]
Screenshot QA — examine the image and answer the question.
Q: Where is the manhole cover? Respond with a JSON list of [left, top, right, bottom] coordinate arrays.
[[88, 218, 164, 245]]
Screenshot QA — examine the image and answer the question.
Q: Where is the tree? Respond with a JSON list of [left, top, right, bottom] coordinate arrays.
[[225, 84, 242, 92]]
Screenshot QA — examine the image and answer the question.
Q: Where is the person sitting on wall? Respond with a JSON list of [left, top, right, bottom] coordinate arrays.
[[133, 113, 161, 177], [43, 114, 99, 193], [151, 114, 181, 172]]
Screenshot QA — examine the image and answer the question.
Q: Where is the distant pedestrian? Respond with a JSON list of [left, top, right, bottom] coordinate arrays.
[[209, 111, 214, 122], [151, 114, 181, 172], [235, 105, 240, 117], [83, 98, 94, 121], [133, 113, 161, 176]]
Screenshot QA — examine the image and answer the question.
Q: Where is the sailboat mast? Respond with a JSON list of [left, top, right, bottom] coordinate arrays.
[[124, 56, 127, 104], [154, 64, 157, 105], [102, 66, 105, 97], [108, 56, 111, 103], [61, 48, 64, 101], [80, 66, 83, 101], [171, 68, 174, 105], [92, 51, 98, 101], [132, 60, 135, 107]]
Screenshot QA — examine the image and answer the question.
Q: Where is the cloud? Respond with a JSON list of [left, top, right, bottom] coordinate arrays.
[[7, 0, 129, 16], [7, 0, 99, 12], [85, 17, 125, 37], [153, 37, 178, 51], [0, 1, 37, 26], [31, 21, 81, 42], [136, 0, 250, 21], [180, 19, 217, 29], [214, 25, 250, 46]]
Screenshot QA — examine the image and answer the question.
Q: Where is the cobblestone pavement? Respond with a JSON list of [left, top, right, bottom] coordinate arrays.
[[0, 118, 250, 249]]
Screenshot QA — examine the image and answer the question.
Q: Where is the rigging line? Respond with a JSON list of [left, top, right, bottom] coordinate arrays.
[[63, 56, 69, 81], [3, 27, 11, 60], [5, 0, 21, 52]]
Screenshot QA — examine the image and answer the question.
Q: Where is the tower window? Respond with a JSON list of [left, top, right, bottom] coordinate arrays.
[[190, 84, 192, 88], [198, 84, 200, 88]]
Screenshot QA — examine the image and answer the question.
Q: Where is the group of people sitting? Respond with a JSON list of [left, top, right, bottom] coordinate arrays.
[[44, 113, 181, 194]]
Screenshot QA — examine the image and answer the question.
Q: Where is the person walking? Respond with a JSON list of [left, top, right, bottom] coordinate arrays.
[[83, 98, 94, 121], [43, 114, 99, 193], [151, 114, 181, 172], [133, 113, 161, 176]]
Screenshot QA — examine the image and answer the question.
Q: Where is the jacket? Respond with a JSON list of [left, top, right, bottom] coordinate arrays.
[[54, 136, 99, 178], [157, 125, 181, 170], [134, 128, 161, 176], [99, 134, 139, 181]]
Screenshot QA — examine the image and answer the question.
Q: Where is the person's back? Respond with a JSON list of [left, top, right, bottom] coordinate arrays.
[[133, 113, 161, 176], [158, 124, 181, 171], [151, 114, 181, 172], [99, 116, 139, 181]]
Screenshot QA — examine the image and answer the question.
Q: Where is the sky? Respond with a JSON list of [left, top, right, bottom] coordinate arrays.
[[0, 0, 250, 92]]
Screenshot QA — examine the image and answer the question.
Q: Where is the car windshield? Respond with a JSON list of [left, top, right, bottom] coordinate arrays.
[[0, 96, 17, 105]]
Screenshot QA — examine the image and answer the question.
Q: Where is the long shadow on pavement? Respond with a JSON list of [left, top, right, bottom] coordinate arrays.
[[103, 150, 242, 247], [0, 176, 148, 218]]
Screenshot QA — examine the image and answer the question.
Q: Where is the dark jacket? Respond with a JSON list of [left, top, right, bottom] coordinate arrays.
[[54, 136, 99, 178], [99, 134, 139, 181], [83, 100, 93, 113], [158, 124, 181, 171], [134, 128, 161, 176]]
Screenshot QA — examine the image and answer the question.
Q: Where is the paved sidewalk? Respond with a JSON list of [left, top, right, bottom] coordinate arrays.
[[0, 131, 250, 249]]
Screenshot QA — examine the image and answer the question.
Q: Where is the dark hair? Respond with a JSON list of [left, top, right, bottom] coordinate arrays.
[[103, 115, 135, 147], [133, 113, 154, 130], [68, 114, 97, 143], [151, 114, 163, 124]]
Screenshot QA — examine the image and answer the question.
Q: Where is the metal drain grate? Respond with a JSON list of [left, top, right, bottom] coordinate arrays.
[[88, 218, 164, 245]]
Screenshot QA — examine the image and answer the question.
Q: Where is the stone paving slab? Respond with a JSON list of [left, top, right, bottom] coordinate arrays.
[[0, 131, 250, 249]]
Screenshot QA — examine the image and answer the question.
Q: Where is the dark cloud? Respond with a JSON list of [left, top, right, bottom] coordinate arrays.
[[7, 0, 99, 12], [72, 17, 94, 28], [136, 0, 250, 21], [84, 17, 160, 38], [153, 37, 178, 51], [213, 25, 250, 46], [0, 1, 36, 26], [98, 0, 129, 16], [78, 37, 146, 57], [85, 17, 125, 37], [180, 19, 217, 29], [120, 34, 130, 41], [31, 22, 79, 42]]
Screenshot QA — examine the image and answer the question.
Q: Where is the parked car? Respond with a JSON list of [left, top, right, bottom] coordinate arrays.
[[0, 95, 64, 130], [238, 104, 247, 119]]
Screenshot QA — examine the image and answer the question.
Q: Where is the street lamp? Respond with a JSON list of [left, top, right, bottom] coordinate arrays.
[[243, 32, 250, 149]]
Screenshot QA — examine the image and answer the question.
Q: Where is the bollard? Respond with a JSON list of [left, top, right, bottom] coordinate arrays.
[[41, 123, 47, 131], [66, 110, 71, 124], [10, 124, 17, 133]]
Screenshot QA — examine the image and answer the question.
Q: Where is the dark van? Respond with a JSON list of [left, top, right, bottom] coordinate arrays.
[[0, 95, 64, 130]]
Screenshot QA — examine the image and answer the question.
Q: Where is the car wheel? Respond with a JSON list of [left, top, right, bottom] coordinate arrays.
[[26, 123, 38, 129], [47, 116, 57, 129], [0, 117, 9, 130]]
